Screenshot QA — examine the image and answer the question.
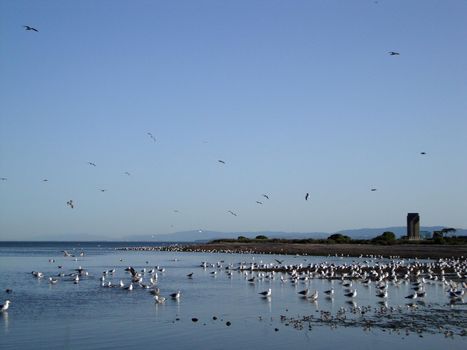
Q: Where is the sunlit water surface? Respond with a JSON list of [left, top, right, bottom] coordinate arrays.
[[0, 242, 465, 349]]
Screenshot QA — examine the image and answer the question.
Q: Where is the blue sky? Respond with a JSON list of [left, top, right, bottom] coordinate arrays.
[[1, 0, 466, 240]]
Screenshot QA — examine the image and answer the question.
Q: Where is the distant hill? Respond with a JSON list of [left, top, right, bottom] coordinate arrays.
[[123, 230, 328, 242], [13, 226, 465, 242]]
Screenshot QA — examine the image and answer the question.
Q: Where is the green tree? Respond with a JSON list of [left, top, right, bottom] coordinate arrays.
[[255, 235, 268, 240], [327, 233, 351, 243], [372, 231, 396, 244], [441, 228, 456, 237]]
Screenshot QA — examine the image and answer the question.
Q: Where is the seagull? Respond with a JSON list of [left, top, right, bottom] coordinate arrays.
[[187, 272, 194, 278], [344, 289, 357, 298], [147, 132, 156, 142], [1, 300, 11, 312], [49, 277, 59, 285], [405, 292, 417, 300], [388, 51, 400, 56], [87, 162, 96, 167], [305, 193, 309, 201], [309, 290, 319, 301], [23, 25, 38, 32], [262, 194, 270, 200], [371, 188, 377, 192], [0, 178, 7, 181], [42, 179, 48, 182], [298, 288, 309, 297], [218, 160, 226, 164], [324, 288, 334, 297], [154, 295, 166, 304], [259, 288, 272, 297], [228, 210, 238, 217], [256, 201, 263, 205], [376, 290, 388, 298], [66, 200, 74, 209], [420, 152, 426, 155], [99, 189, 107, 192], [170, 290, 181, 299], [274, 259, 284, 265]]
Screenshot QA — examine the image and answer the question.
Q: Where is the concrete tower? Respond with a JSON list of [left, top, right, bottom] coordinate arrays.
[[407, 213, 420, 240]]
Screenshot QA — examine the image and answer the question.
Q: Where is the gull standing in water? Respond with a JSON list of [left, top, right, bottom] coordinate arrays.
[[309, 290, 319, 301], [170, 290, 181, 299], [259, 288, 272, 297], [1, 300, 11, 312], [154, 295, 166, 304]]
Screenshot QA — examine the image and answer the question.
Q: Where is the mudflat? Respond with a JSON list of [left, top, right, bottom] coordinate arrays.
[[185, 242, 467, 259]]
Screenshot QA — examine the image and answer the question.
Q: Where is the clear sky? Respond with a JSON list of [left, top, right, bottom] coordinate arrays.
[[1, 0, 466, 240]]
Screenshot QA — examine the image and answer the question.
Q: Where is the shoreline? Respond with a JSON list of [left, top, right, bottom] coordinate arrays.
[[121, 242, 467, 259], [185, 242, 467, 259]]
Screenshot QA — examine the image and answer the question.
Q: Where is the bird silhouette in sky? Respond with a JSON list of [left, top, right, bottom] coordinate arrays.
[[23, 25, 38, 32], [66, 200, 74, 209], [256, 201, 263, 205], [388, 51, 400, 56], [0, 178, 7, 181], [262, 194, 269, 200], [420, 152, 426, 155], [305, 193, 309, 201], [42, 179, 48, 182], [147, 132, 156, 142], [218, 160, 226, 164], [228, 210, 238, 216], [124, 172, 131, 176], [371, 188, 377, 192], [87, 162, 96, 167], [99, 189, 107, 192]]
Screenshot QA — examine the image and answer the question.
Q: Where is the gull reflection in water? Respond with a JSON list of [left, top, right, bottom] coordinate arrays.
[[2, 311, 9, 333]]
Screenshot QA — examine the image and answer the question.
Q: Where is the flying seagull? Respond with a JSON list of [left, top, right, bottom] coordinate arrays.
[[147, 132, 156, 142], [388, 51, 400, 56], [99, 189, 107, 192], [23, 25, 38, 32], [262, 194, 269, 200], [228, 210, 238, 217], [256, 201, 263, 205], [66, 200, 74, 209], [87, 162, 96, 167], [305, 193, 309, 201], [218, 160, 226, 164], [371, 188, 377, 192], [420, 152, 426, 155], [42, 179, 48, 182]]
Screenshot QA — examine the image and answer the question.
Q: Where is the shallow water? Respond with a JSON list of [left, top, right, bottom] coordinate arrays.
[[0, 242, 465, 349]]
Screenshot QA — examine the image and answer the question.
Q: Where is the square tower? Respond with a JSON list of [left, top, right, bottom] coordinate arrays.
[[407, 213, 420, 240]]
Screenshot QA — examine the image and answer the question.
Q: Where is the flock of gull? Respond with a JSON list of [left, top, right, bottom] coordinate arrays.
[[3, 251, 465, 321]]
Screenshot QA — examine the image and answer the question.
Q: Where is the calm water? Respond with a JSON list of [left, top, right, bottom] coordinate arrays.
[[0, 242, 465, 349]]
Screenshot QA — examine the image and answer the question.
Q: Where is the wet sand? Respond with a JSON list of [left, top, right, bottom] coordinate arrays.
[[181, 242, 467, 259]]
